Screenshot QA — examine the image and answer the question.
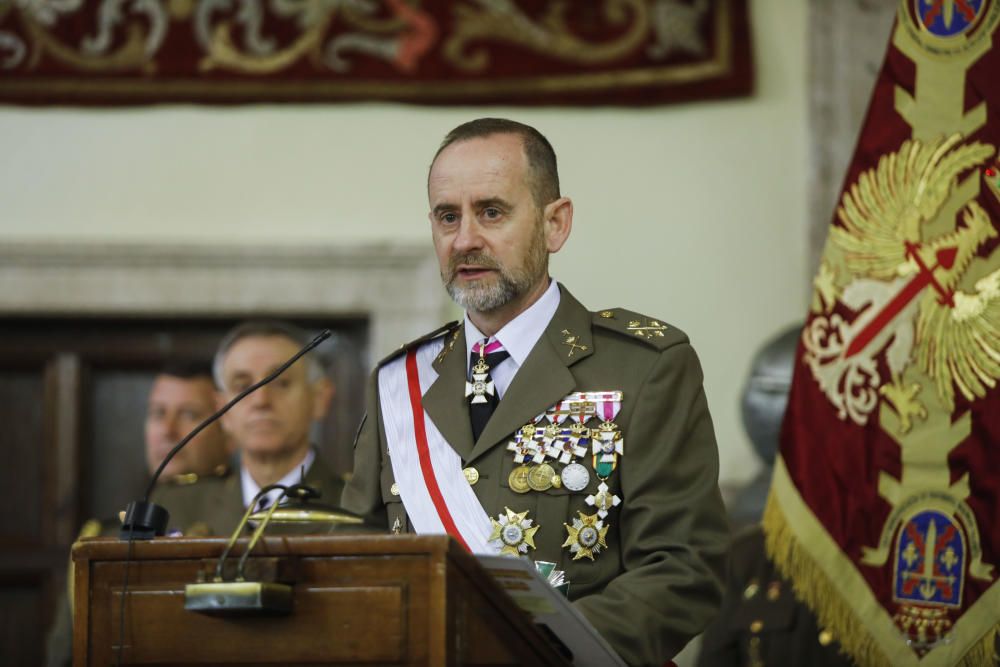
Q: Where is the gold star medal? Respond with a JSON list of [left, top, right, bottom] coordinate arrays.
[[489, 507, 539, 556], [563, 512, 609, 561]]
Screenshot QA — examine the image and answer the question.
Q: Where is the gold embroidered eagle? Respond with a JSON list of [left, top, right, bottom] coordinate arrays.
[[830, 133, 1000, 416]]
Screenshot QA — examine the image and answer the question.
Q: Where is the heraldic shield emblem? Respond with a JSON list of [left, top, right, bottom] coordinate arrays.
[[765, 2, 1000, 666]]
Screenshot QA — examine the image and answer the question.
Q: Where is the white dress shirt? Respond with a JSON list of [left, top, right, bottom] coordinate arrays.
[[463, 278, 561, 398], [240, 447, 316, 510]]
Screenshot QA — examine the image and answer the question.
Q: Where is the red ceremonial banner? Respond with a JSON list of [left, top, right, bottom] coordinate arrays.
[[0, 0, 752, 106], [766, 2, 1000, 666]]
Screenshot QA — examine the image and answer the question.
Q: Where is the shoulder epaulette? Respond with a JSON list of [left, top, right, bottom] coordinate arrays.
[[592, 308, 688, 350], [162, 463, 231, 487], [77, 518, 104, 539], [376, 320, 461, 368]]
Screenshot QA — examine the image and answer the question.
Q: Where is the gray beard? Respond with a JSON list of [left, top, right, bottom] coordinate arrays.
[[446, 273, 524, 313]]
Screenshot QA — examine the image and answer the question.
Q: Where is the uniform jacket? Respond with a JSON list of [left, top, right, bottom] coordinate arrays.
[[342, 285, 729, 666], [153, 452, 345, 536], [697, 525, 855, 667]]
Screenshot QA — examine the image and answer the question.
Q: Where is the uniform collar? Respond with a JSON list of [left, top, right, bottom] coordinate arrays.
[[463, 278, 561, 369], [240, 447, 315, 509]]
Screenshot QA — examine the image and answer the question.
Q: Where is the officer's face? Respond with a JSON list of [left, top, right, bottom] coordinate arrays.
[[217, 335, 331, 460], [145, 374, 230, 478], [428, 134, 555, 319]]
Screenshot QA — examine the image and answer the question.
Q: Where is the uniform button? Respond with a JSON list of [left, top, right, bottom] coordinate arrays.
[[600, 311, 615, 319], [463, 467, 480, 485], [750, 620, 764, 634], [390, 483, 400, 496], [743, 579, 760, 599], [818, 629, 834, 646], [767, 581, 781, 601]]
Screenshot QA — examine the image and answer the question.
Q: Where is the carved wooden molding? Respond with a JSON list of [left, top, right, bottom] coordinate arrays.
[[0, 242, 447, 362]]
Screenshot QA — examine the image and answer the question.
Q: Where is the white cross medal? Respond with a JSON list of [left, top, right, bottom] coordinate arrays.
[[465, 355, 495, 405], [585, 482, 622, 519]]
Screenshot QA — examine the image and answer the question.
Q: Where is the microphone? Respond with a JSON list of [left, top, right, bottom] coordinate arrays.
[[118, 329, 332, 540]]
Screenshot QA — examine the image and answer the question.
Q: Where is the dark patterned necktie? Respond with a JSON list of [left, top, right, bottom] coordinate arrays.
[[467, 338, 510, 442]]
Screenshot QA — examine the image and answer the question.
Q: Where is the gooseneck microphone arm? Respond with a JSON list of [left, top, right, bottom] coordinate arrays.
[[119, 329, 332, 540]]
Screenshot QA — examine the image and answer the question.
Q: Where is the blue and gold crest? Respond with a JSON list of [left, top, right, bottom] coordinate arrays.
[[915, 0, 987, 38], [893, 510, 966, 608]]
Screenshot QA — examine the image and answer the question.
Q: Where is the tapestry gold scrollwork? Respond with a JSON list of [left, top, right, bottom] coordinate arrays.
[[0, 0, 753, 106], [16, 0, 164, 72], [444, 0, 650, 72]]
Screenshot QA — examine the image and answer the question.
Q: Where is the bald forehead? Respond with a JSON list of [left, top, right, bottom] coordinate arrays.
[[428, 134, 531, 196]]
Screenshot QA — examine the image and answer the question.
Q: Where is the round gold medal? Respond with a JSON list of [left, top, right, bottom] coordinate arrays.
[[528, 463, 556, 492], [508, 465, 531, 493]]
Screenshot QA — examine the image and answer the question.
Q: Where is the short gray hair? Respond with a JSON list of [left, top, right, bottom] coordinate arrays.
[[212, 320, 325, 391], [430, 118, 560, 208]]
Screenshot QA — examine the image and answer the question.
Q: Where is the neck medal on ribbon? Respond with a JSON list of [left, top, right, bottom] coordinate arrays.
[[465, 346, 496, 405]]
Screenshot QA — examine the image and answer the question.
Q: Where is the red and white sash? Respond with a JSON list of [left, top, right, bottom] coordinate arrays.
[[378, 338, 498, 554]]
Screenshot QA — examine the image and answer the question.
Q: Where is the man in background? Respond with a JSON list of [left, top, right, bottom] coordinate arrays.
[[154, 320, 344, 535], [45, 360, 233, 667]]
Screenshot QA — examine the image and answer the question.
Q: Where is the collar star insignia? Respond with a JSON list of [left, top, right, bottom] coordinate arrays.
[[563, 511, 609, 561], [489, 507, 539, 556]]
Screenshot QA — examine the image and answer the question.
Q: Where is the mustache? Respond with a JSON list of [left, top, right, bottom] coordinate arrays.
[[446, 252, 501, 279]]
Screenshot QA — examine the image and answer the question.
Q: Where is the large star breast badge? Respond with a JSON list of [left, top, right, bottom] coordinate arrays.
[[563, 512, 609, 561], [489, 507, 539, 556]]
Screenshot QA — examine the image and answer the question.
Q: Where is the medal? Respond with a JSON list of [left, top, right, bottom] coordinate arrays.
[[563, 511, 609, 561], [586, 481, 621, 519], [508, 465, 531, 493], [489, 507, 539, 556], [591, 420, 624, 479], [527, 463, 559, 492], [507, 423, 539, 463], [560, 462, 591, 491], [464, 349, 496, 405]]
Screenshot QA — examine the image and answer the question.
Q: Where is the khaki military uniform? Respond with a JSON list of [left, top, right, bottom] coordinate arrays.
[[697, 525, 854, 667], [342, 285, 729, 667], [153, 453, 345, 536]]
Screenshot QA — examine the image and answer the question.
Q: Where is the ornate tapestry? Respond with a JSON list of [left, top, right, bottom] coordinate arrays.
[[766, 1, 1000, 666], [0, 0, 751, 106]]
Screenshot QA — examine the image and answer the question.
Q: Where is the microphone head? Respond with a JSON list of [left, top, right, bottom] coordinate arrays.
[[119, 501, 170, 540]]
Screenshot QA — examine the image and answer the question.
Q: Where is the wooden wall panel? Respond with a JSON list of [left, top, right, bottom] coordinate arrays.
[[0, 370, 45, 542]]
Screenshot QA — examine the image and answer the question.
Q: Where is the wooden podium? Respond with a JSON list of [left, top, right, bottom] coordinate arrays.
[[72, 534, 571, 666]]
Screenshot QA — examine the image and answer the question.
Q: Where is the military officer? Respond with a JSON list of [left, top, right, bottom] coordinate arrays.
[[697, 526, 855, 667], [154, 321, 344, 535], [45, 361, 233, 667], [342, 118, 729, 666]]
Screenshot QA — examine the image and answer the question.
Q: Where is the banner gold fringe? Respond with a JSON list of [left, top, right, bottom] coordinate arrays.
[[762, 491, 999, 667]]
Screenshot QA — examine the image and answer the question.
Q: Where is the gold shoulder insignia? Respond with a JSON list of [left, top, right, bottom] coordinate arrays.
[[167, 472, 200, 486], [592, 308, 687, 350], [376, 320, 461, 368], [78, 518, 103, 539]]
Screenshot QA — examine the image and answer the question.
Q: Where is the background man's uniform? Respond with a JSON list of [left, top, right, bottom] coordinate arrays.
[[154, 453, 344, 535], [343, 284, 729, 665]]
